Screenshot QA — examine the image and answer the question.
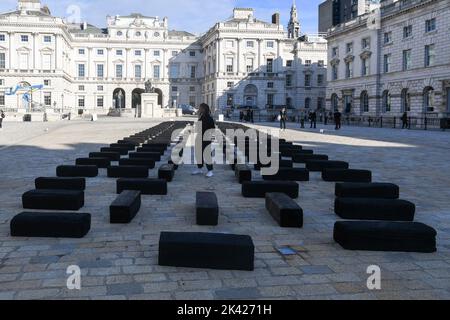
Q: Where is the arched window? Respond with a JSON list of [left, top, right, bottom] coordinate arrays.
[[401, 89, 410, 112], [360, 91, 369, 113], [305, 98, 311, 109], [331, 94, 339, 111], [382, 90, 391, 113], [423, 86, 434, 112]]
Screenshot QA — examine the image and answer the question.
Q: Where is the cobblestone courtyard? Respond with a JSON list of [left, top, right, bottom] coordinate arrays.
[[0, 118, 449, 300]]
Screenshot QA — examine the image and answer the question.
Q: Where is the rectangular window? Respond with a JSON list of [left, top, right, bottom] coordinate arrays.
[[227, 82, 234, 88], [0, 52, 6, 69], [78, 48, 85, 55], [425, 44, 435, 67], [172, 51, 178, 57], [20, 53, 30, 69], [403, 25, 412, 38], [116, 64, 123, 78], [78, 64, 85, 77], [246, 41, 254, 48], [332, 65, 338, 80], [246, 58, 254, 73], [189, 51, 196, 57], [266, 41, 274, 48], [190, 66, 196, 79], [97, 96, 104, 108], [189, 86, 196, 92], [153, 65, 160, 79], [43, 36, 52, 43], [266, 59, 273, 73], [116, 49, 123, 56], [21, 35, 29, 42], [226, 57, 234, 73], [44, 92, 51, 106], [318, 60, 324, 67], [332, 47, 338, 57], [189, 96, 196, 106], [286, 60, 293, 67], [97, 64, 104, 78], [346, 42, 353, 53], [305, 60, 312, 66], [0, 34, 5, 42], [172, 86, 178, 92], [42, 55, 51, 70], [403, 50, 412, 70], [286, 74, 293, 87], [44, 80, 51, 86], [226, 40, 234, 48], [267, 93, 274, 106], [153, 50, 160, 56], [226, 94, 234, 106], [362, 38, 370, 49], [135, 50, 142, 56], [135, 65, 142, 79], [305, 74, 311, 87], [170, 64, 179, 78], [384, 54, 391, 73], [317, 74, 324, 85], [0, 94, 4, 106], [97, 85, 103, 91], [267, 82, 274, 88], [425, 18, 436, 33], [78, 85, 85, 91], [362, 58, 369, 76], [384, 32, 392, 44], [78, 96, 85, 108], [97, 49, 104, 55]]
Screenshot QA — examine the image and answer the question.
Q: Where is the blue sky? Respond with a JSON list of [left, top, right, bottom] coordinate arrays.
[[0, 0, 322, 35]]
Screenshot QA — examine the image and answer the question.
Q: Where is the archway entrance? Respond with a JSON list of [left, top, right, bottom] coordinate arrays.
[[132, 88, 145, 117], [244, 84, 258, 108], [113, 88, 125, 109]]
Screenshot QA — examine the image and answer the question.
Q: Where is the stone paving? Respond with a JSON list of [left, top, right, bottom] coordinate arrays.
[[0, 118, 449, 300]]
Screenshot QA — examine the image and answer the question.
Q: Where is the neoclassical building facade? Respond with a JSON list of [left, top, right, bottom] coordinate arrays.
[[325, 0, 450, 118], [0, 0, 327, 116]]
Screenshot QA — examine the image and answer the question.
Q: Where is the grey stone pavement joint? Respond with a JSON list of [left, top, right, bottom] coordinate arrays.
[[0, 118, 449, 300]]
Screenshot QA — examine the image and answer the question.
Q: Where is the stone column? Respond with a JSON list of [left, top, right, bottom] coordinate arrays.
[[257, 39, 263, 70], [216, 38, 222, 75], [237, 38, 242, 74]]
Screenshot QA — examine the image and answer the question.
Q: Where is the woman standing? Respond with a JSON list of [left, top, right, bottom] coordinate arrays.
[[192, 103, 216, 177], [279, 108, 287, 131]]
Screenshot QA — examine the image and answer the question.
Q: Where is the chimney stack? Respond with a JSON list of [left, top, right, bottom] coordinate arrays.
[[272, 13, 280, 25]]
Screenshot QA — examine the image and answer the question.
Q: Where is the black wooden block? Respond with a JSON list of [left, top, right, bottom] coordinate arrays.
[[335, 183, 400, 199], [293, 154, 328, 163], [119, 158, 156, 169], [334, 221, 437, 253], [242, 181, 299, 199], [322, 169, 372, 183], [56, 165, 98, 178], [89, 152, 121, 161], [11, 212, 91, 238], [110, 191, 141, 223], [306, 160, 349, 172], [158, 232, 254, 271], [129, 152, 161, 161], [196, 192, 219, 226], [22, 189, 84, 210], [262, 168, 309, 182], [35, 177, 86, 191], [118, 140, 140, 147], [110, 143, 135, 151], [158, 164, 175, 182], [117, 178, 167, 195], [76, 157, 111, 168], [335, 197, 415, 221], [265, 193, 303, 228], [235, 164, 252, 184], [100, 147, 129, 156]]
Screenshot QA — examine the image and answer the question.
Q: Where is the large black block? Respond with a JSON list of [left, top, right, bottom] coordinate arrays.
[[262, 168, 309, 182], [89, 152, 121, 161], [100, 147, 129, 156], [76, 157, 111, 168], [118, 140, 140, 147], [265, 193, 303, 228], [196, 192, 219, 226], [335, 197, 415, 221], [335, 183, 400, 199], [235, 164, 252, 184], [334, 221, 437, 253], [110, 143, 136, 151], [293, 154, 328, 163], [117, 178, 167, 195], [110, 191, 141, 224], [57, 165, 98, 178], [158, 164, 175, 182], [129, 152, 161, 161], [35, 177, 86, 191], [11, 212, 91, 238], [322, 169, 372, 183], [119, 158, 156, 169], [22, 189, 84, 210], [306, 160, 349, 172], [158, 232, 254, 271], [242, 181, 299, 199], [254, 159, 293, 170], [107, 166, 149, 178]]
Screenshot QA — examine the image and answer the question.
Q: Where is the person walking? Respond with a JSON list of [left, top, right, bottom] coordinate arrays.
[[324, 112, 328, 125], [401, 112, 408, 129], [279, 108, 287, 131], [310, 110, 317, 129], [334, 110, 342, 130], [0, 110, 5, 129], [300, 110, 305, 128], [192, 103, 216, 178], [239, 111, 244, 122]]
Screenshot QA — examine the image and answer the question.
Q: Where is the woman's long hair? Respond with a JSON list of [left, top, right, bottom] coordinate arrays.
[[198, 103, 210, 119]]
